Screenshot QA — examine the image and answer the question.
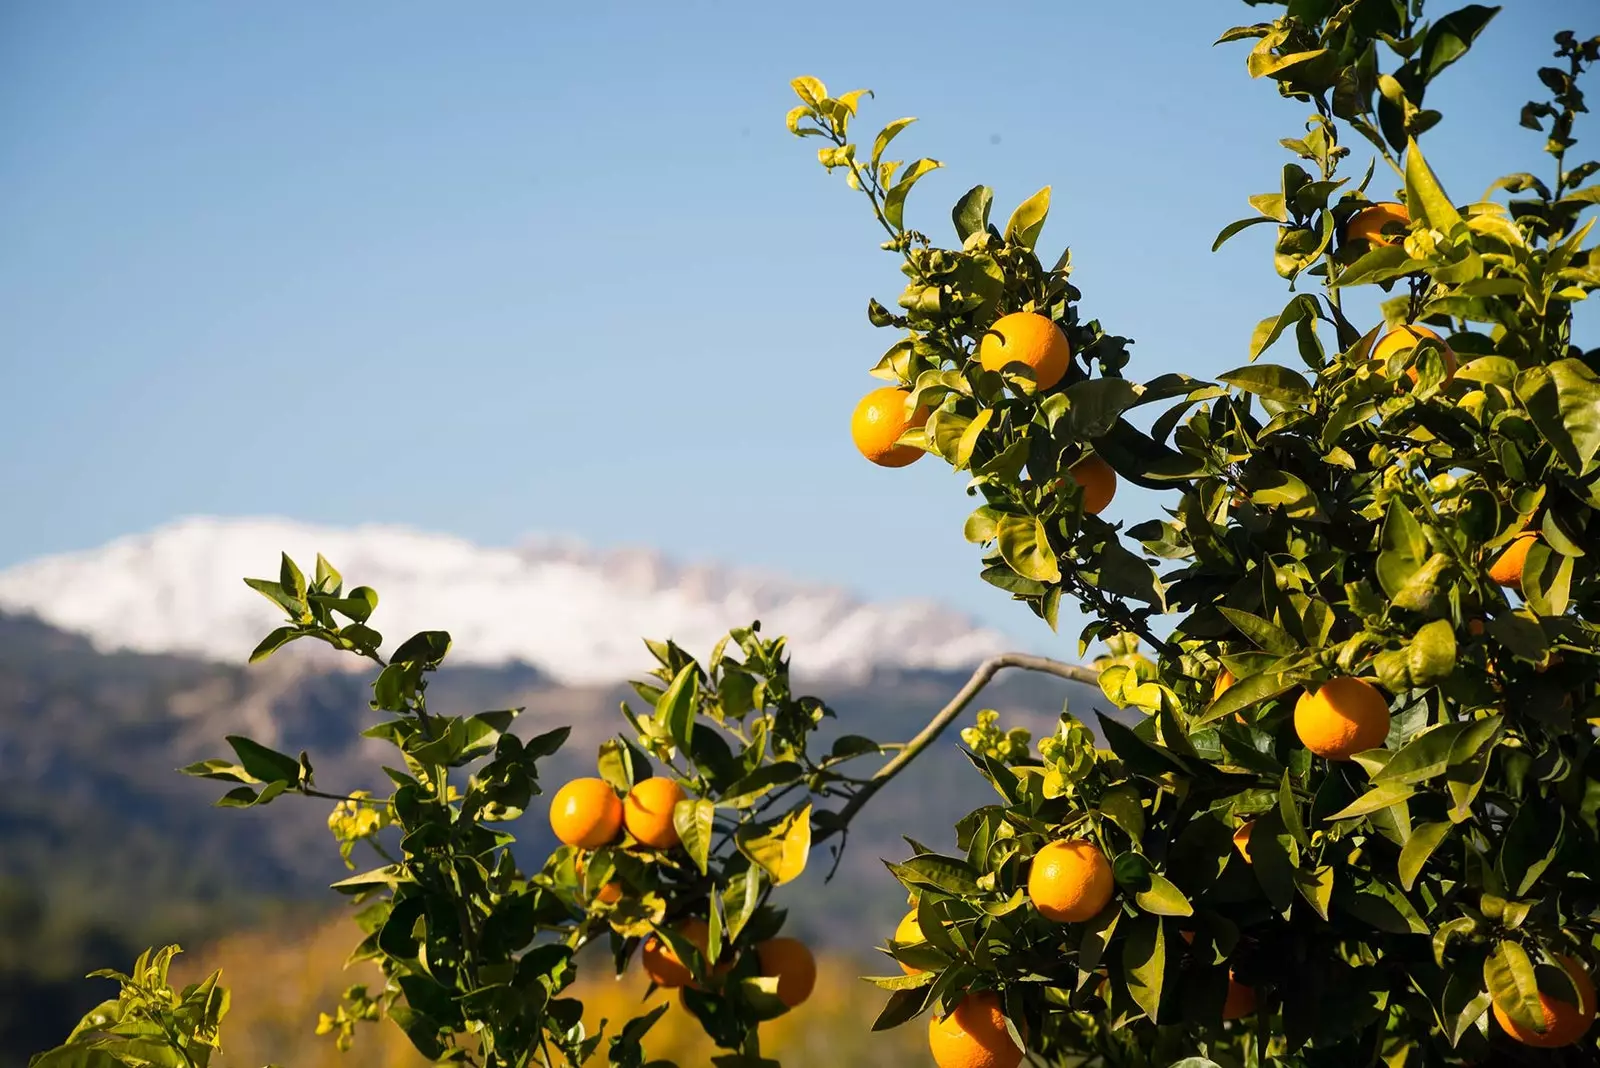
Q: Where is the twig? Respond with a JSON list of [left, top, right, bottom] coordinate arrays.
[[815, 653, 1098, 844]]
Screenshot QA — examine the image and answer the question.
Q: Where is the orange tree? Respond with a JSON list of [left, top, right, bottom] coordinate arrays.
[[27, 3, 1600, 1068], [795, 1, 1600, 1065]]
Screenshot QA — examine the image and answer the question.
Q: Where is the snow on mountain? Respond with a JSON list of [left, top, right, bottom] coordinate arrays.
[[0, 517, 1019, 685]]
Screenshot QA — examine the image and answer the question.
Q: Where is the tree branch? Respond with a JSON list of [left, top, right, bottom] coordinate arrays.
[[815, 653, 1098, 844]]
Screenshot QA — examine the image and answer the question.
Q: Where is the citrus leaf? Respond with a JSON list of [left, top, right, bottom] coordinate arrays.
[[674, 798, 715, 875], [996, 515, 1060, 584], [1399, 821, 1451, 891], [1484, 941, 1542, 1034], [1004, 187, 1050, 250]]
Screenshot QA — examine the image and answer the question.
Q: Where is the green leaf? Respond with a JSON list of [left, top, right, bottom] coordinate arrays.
[[883, 159, 942, 230], [1248, 294, 1316, 358], [954, 407, 993, 471], [1122, 915, 1165, 1022], [1004, 187, 1050, 250], [242, 577, 308, 620], [224, 736, 301, 785], [674, 798, 715, 876], [1326, 782, 1416, 821], [1219, 363, 1312, 404], [597, 737, 648, 792], [735, 803, 811, 886], [885, 854, 982, 896], [249, 626, 301, 663], [1376, 716, 1502, 786], [1294, 865, 1335, 921], [279, 553, 307, 604], [1399, 821, 1451, 891], [1196, 672, 1298, 727], [1406, 620, 1457, 687], [1279, 771, 1310, 847], [390, 630, 451, 666], [1217, 607, 1298, 655], [1516, 359, 1600, 475], [1404, 138, 1462, 230], [790, 76, 826, 106], [1498, 803, 1564, 897], [1484, 941, 1542, 1034], [871, 117, 915, 166], [1331, 245, 1424, 288], [1063, 378, 1140, 438], [1099, 786, 1145, 844], [1418, 5, 1499, 83], [1132, 872, 1193, 917], [1212, 215, 1277, 251], [996, 515, 1060, 584], [654, 663, 698, 754], [952, 185, 993, 242]]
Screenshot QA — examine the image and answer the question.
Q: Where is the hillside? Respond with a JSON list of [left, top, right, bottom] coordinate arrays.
[[0, 609, 1113, 1062]]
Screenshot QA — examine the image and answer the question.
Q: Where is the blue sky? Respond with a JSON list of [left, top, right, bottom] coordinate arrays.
[[1, 1, 1594, 652]]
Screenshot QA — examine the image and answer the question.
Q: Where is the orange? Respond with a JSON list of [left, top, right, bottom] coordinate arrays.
[[978, 311, 1071, 391], [1067, 456, 1117, 516], [1027, 839, 1114, 923], [1371, 323, 1456, 383], [1223, 973, 1257, 1020], [1345, 202, 1410, 247], [894, 910, 926, 975], [1489, 532, 1538, 588], [624, 777, 687, 849], [548, 778, 623, 848], [641, 918, 726, 989], [1231, 821, 1254, 865], [1213, 668, 1236, 699], [850, 387, 928, 468], [1492, 954, 1596, 1048], [1294, 677, 1391, 761], [756, 937, 817, 1008], [927, 992, 1024, 1068]]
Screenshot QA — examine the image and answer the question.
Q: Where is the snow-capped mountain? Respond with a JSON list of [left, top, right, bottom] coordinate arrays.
[[0, 517, 1019, 685]]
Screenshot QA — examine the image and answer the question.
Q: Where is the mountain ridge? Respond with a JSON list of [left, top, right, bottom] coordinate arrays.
[[0, 516, 1028, 686]]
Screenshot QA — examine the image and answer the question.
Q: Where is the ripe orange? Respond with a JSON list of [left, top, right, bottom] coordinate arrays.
[[641, 918, 724, 989], [978, 311, 1071, 391], [1067, 455, 1117, 516], [850, 387, 928, 468], [756, 937, 817, 1008], [927, 992, 1024, 1068], [1213, 668, 1236, 699], [548, 778, 623, 848], [1223, 973, 1257, 1020], [1027, 839, 1114, 923], [1231, 821, 1254, 865], [624, 777, 687, 849], [894, 909, 926, 975], [1345, 202, 1410, 247], [1294, 677, 1391, 760], [1371, 323, 1457, 383], [1492, 954, 1596, 1048], [1489, 532, 1538, 588]]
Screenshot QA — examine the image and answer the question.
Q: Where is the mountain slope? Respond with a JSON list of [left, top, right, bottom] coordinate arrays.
[[0, 517, 1021, 685]]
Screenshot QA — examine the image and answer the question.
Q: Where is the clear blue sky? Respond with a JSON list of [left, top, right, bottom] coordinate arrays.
[[1, 1, 1594, 652]]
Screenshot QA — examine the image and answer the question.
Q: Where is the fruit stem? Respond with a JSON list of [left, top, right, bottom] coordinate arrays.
[[817, 653, 1097, 842]]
